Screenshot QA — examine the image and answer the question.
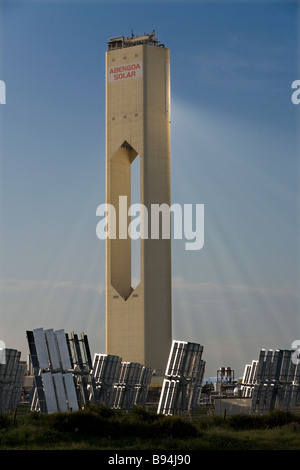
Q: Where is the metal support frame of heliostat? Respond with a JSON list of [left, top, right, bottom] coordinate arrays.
[[0, 348, 26, 413], [158, 340, 206, 416], [92, 353, 153, 410], [26, 328, 96, 413], [241, 348, 300, 414]]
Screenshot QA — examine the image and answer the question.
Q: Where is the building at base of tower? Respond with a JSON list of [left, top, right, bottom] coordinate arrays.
[[105, 32, 172, 380]]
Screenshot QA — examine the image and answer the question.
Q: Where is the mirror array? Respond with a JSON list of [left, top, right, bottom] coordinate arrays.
[[4, 332, 300, 418], [0, 349, 26, 413], [27, 328, 153, 413], [158, 340, 205, 416], [27, 328, 96, 413], [241, 349, 300, 414], [92, 354, 152, 410]]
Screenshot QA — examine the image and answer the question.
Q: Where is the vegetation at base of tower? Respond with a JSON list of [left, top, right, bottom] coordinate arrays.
[[0, 406, 300, 450]]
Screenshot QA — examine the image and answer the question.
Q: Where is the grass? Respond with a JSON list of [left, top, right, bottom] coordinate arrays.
[[0, 405, 300, 450]]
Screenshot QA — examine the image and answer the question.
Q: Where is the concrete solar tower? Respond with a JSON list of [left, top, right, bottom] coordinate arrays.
[[105, 31, 172, 377]]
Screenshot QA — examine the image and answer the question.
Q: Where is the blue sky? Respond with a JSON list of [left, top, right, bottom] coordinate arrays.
[[0, 0, 299, 378]]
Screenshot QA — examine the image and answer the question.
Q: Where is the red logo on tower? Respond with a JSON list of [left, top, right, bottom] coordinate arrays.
[[108, 62, 143, 82]]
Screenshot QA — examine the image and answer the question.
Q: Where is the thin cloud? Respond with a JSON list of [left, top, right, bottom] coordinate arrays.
[[172, 276, 299, 297], [0, 278, 105, 294]]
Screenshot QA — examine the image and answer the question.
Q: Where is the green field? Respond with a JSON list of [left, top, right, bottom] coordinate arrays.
[[0, 404, 300, 450]]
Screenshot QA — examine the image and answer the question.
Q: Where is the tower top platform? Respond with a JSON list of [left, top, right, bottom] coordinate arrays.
[[107, 30, 164, 51]]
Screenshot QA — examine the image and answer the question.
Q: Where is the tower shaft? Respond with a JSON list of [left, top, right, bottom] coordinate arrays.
[[105, 33, 172, 375]]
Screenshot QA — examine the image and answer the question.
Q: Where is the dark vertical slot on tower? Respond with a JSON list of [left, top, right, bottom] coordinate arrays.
[[131, 154, 141, 290]]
